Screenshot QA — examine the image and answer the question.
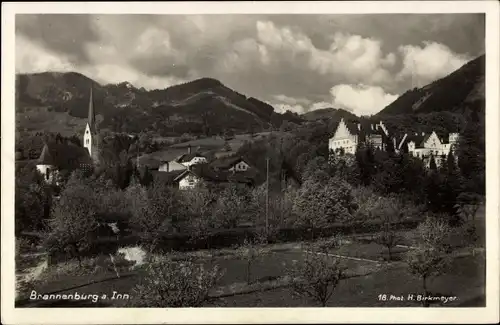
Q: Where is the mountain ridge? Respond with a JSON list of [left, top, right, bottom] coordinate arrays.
[[377, 54, 485, 117], [15, 72, 298, 136]]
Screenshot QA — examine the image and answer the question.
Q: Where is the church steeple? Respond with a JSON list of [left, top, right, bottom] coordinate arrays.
[[83, 86, 99, 163], [87, 87, 96, 133]]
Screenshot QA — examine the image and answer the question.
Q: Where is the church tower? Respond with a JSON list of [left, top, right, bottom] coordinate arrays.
[[83, 87, 99, 164]]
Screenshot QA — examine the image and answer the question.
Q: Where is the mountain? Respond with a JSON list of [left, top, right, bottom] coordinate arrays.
[[16, 72, 292, 137], [302, 107, 358, 121], [377, 54, 485, 117]]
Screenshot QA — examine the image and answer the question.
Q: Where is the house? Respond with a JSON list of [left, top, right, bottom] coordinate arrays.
[[401, 131, 460, 168], [328, 118, 390, 155], [171, 164, 255, 190], [174, 146, 208, 167], [36, 87, 96, 183], [36, 141, 93, 184], [210, 156, 252, 172]]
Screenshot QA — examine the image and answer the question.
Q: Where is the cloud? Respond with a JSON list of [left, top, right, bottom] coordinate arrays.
[[267, 95, 310, 114], [329, 84, 398, 116], [272, 94, 311, 106], [253, 21, 396, 85], [16, 14, 100, 65], [16, 35, 75, 73], [15, 14, 483, 112], [310, 101, 336, 111], [397, 41, 471, 87]]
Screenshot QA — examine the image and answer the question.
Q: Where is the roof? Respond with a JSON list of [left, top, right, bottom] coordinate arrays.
[[87, 87, 96, 133], [174, 163, 255, 185], [152, 170, 185, 184], [175, 152, 206, 163], [336, 119, 387, 142], [37, 141, 91, 170], [210, 156, 248, 169]]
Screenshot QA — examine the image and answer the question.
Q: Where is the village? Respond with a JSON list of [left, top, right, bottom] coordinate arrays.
[[34, 89, 461, 190], [14, 86, 485, 309]]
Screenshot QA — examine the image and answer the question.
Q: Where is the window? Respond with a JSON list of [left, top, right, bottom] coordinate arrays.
[[46, 168, 50, 180]]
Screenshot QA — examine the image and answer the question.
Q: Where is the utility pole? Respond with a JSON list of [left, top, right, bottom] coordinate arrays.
[[265, 156, 270, 239]]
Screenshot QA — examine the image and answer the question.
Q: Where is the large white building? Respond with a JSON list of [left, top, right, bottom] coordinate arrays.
[[328, 118, 390, 155], [403, 131, 460, 168]]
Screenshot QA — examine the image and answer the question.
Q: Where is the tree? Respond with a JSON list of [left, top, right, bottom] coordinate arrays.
[[15, 167, 51, 235], [287, 249, 345, 307], [236, 237, 266, 284], [405, 218, 453, 307], [182, 185, 218, 252], [212, 184, 250, 229], [126, 182, 185, 251], [457, 112, 485, 194], [293, 177, 354, 239], [428, 154, 438, 170], [372, 198, 404, 261], [45, 180, 99, 266], [131, 256, 223, 307], [355, 143, 376, 186]]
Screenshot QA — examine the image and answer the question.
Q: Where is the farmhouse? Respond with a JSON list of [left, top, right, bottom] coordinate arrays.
[[170, 164, 255, 190], [328, 118, 390, 155], [174, 146, 208, 167], [210, 156, 252, 172]]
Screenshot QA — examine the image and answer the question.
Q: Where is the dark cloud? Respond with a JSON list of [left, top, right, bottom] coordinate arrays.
[[16, 14, 100, 65]]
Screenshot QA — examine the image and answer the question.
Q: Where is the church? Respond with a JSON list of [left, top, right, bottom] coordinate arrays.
[[36, 88, 99, 184]]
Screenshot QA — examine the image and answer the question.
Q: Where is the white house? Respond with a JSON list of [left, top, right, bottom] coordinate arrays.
[[210, 156, 252, 172], [174, 147, 208, 168], [403, 131, 460, 168], [328, 118, 390, 155], [172, 164, 255, 190]]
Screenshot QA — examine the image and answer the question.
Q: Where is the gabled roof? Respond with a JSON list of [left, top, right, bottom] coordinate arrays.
[[405, 134, 426, 147], [210, 156, 249, 170], [151, 169, 185, 184], [335, 118, 387, 142], [37, 141, 91, 170], [174, 163, 255, 185], [175, 152, 206, 163]]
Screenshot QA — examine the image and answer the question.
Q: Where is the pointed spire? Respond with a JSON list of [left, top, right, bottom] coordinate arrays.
[[88, 86, 95, 132]]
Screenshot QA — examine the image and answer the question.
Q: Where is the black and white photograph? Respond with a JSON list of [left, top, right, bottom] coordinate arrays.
[[2, 1, 499, 324]]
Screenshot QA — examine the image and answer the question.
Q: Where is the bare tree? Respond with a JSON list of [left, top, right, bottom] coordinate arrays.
[[287, 249, 345, 307]]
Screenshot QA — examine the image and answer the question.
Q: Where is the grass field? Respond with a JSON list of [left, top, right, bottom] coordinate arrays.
[[16, 239, 485, 308], [210, 254, 485, 307]]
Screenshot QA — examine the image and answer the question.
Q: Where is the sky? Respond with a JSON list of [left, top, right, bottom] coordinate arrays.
[[15, 14, 485, 116]]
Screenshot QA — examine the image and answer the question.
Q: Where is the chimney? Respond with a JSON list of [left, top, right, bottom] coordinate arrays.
[[187, 145, 192, 154]]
